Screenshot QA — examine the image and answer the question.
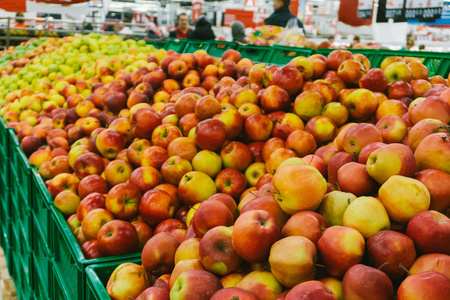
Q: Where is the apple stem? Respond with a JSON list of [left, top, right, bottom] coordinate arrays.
[[128, 297, 136, 300], [436, 125, 450, 139], [398, 263, 411, 275], [378, 261, 390, 271], [315, 263, 326, 268]]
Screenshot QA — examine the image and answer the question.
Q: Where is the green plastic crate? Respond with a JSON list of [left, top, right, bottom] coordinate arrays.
[[207, 41, 238, 58], [31, 169, 53, 252], [49, 205, 141, 300], [0, 191, 12, 275], [268, 45, 315, 65], [31, 213, 52, 299], [183, 40, 210, 53], [0, 119, 9, 187], [236, 44, 274, 63], [372, 49, 450, 77], [10, 229, 33, 300], [149, 40, 168, 49], [7, 130, 19, 176], [85, 258, 142, 300], [165, 39, 188, 53]]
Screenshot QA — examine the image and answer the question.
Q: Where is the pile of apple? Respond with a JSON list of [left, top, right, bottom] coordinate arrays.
[[1, 41, 450, 300]]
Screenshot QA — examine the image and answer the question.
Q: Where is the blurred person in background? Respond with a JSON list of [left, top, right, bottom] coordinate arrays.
[[265, 0, 304, 29], [119, 18, 134, 39], [231, 21, 246, 43], [146, 22, 160, 40], [170, 13, 191, 38], [13, 12, 28, 28], [419, 44, 425, 50], [187, 15, 215, 40]]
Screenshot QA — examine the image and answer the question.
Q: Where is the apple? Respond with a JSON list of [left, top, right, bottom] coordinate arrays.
[[285, 281, 337, 300], [106, 263, 150, 300], [293, 90, 324, 122], [406, 210, 450, 255], [337, 59, 366, 86], [54, 190, 81, 217], [260, 85, 291, 112], [343, 88, 379, 121], [22, 136, 44, 157], [317, 226, 365, 278], [269, 236, 317, 288], [415, 132, 450, 174], [273, 164, 327, 215], [409, 61, 429, 80], [384, 62, 412, 83], [129, 166, 162, 194], [218, 60, 238, 78], [272, 66, 303, 96], [170, 270, 223, 300], [194, 119, 227, 151], [285, 130, 317, 157], [211, 287, 257, 300], [337, 161, 376, 196], [407, 118, 447, 152], [169, 259, 206, 289], [178, 171, 217, 206], [245, 162, 267, 187], [104, 159, 133, 186], [411, 79, 432, 98], [81, 208, 114, 241], [132, 221, 153, 251], [396, 271, 450, 300], [318, 278, 342, 300], [220, 141, 253, 172], [179, 113, 200, 136], [266, 148, 297, 175], [341, 264, 393, 300], [81, 240, 102, 259], [281, 211, 326, 245], [409, 253, 450, 279], [289, 56, 314, 81], [410, 96, 450, 125], [376, 115, 408, 144], [105, 182, 141, 220], [232, 210, 280, 263], [387, 81, 413, 100], [160, 156, 193, 186], [97, 220, 139, 256], [191, 150, 222, 178], [236, 271, 283, 300], [167, 137, 198, 161], [141, 146, 168, 170], [379, 176, 430, 224], [262, 137, 286, 162], [136, 287, 170, 300], [319, 191, 357, 226], [326, 50, 354, 70], [174, 238, 201, 265], [359, 68, 389, 92], [245, 114, 274, 141], [142, 232, 180, 276], [139, 189, 178, 226], [76, 192, 106, 221], [195, 95, 222, 120], [191, 200, 234, 237], [367, 230, 416, 281], [343, 196, 390, 239], [415, 169, 450, 212], [46, 173, 80, 199], [249, 63, 267, 85], [130, 107, 162, 140]]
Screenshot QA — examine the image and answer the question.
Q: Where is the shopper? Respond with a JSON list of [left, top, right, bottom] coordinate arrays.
[[265, 0, 304, 29], [169, 13, 191, 39], [231, 21, 246, 43], [13, 12, 27, 28], [187, 15, 216, 40], [146, 22, 160, 40]]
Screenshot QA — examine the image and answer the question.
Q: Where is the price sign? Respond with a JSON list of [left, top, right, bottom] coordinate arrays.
[[377, 0, 407, 22], [192, 1, 203, 22], [358, 0, 373, 19], [405, 0, 443, 22]]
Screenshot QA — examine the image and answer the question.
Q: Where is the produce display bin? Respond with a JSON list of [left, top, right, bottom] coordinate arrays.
[[85, 258, 142, 300], [49, 205, 141, 300], [372, 49, 450, 77], [31, 213, 52, 300], [10, 229, 33, 300], [183, 40, 211, 53], [268, 45, 315, 65], [316, 48, 378, 64], [147, 39, 168, 49], [236, 44, 274, 63], [165, 39, 188, 53], [207, 41, 238, 58], [0, 119, 9, 185]]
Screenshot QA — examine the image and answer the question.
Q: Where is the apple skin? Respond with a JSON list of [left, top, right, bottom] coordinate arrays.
[[367, 230, 417, 281], [130, 107, 162, 140], [406, 210, 450, 255], [273, 165, 327, 215], [326, 50, 354, 70], [106, 263, 151, 300], [260, 85, 291, 113], [136, 287, 170, 300], [199, 226, 243, 276], [342, 122, 383, 158], [215, 168, 248, 199], [359, 68, 388, 92], [161, 156, 193, 186], [232, 210, 281, 263], [285, 281, 337, 300], [142, 232, 180, 277], [194, 119, 227, 152], [269, 236, 317, 288], [241, 195, 288, 230], [407, 118, 447, 153], [191, 200, 234, 237], [341, 264, 393, 300], [319, 191, 357, 227], [387, 81, 413, 100], [76, 192, 106, 221], [73, 152, 105, 178], [409, 253, 450, 279], [337, 59, 366, 86], [414, 132, 450, 174], [169, 270, 223, 300], [236, 271, 283, 300], [396, 271, 450, 300], [105, 182, 142, 220], [343, 88, 379, 121], [379, 176, 430, 224], [245, 114, 274, 142], [211, 287, 257, 300], [415, 169, 450, 212], [376, 115, 408, 144], [81, 208, 114, 241], [337, 162, 376, 197], [129, 166, 162, 194], [169, 259, 206, 289], [54, 190, 81, 217], [281, 211, 327, 245], [78, 174, 108, 199], [220, 141, 253, 172], [272, 66, 303, 96], [178, 171, 217, 206], [139, 189, 178, 226], [95, 129, 125, 160], [409, 96, 450, 125], [357, 142, 386, 165], [97, 220, 139, 256], [174, 238, 201, 265], [366, 143, 417, 185], [317, 226, 365, 278]]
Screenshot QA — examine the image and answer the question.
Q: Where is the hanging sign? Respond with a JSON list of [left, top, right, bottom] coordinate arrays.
[[377, 0, 407, 22], [34, 0, 88, 4], [192, 1, 203, 22], [0, 0, 26, 12], [405, 0, 443, 22], [290, 0, 300, 17], [358, 0, 373, 19]]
